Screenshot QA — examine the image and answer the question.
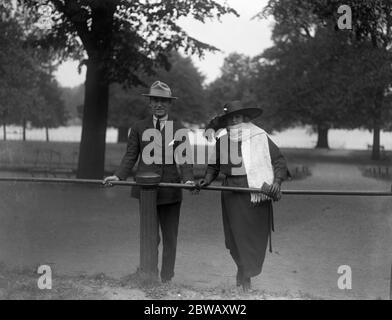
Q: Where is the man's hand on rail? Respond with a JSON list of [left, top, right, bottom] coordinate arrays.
[[103, 175, 120, 187], [196, 178, 210, 191]]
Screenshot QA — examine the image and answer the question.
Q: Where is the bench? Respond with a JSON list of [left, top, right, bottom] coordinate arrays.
[[367, 144, 386, 159]]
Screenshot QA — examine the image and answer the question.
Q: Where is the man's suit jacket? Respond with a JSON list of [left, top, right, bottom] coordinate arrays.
[[115, 117, 194, 205]]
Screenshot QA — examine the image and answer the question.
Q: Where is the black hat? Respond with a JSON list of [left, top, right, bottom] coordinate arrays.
[[207, 101, 263, 129]]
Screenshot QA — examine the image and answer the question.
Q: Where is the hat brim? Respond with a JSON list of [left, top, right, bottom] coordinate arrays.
[[141, 93, 178, 99], [217, 108, 263, 126]]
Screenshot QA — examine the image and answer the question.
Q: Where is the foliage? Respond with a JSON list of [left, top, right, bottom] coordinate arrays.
[[18, 0, 238, 177], [253, 0, 392, 146], [0, 4, 67, 131], [107, 51, 207, 129], [60, 84, 84, 121], [260, 0, 392, 131], [206, 53, 258, 116], [21, 0, 238, 87], [31, 72, 68, 128]]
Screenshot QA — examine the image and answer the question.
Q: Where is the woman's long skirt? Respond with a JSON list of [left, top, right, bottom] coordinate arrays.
[[221, 175, 273, 278]]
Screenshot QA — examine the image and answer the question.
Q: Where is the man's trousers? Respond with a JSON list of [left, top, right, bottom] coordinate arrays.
[[155, 201, 181, 281]]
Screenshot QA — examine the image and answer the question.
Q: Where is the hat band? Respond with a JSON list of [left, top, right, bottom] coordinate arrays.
[[149, 88, 171, 97]]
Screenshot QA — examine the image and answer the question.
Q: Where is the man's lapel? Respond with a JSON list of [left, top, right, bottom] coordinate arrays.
[[138, 117, 155, 147], [140, 117, 154, 133], [140, 116, 164, 149]]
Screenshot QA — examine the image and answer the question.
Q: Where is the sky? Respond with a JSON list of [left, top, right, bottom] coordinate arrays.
[[55, 0, 274, 87]]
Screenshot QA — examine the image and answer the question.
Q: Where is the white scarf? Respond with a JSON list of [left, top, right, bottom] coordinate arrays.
[[228, 122, 274, 203]]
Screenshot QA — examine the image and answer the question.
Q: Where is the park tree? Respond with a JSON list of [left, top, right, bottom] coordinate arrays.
[[261, 0, 392, 158], [1, 2, 67, 141], [0, 16, 19, 140], [108, 83, 149, 143], [31, 72, 68, 141], [0, 5, 42, 140], [206, 53, 258, 116], [313, 0, 392, 159], [206, 52, 292, 133], [19, 0, 237, 178], [60, 84, 84, 122], [157, 52, 207, 124], [253, 23, 356, 148], [108, 51, 207, 143]]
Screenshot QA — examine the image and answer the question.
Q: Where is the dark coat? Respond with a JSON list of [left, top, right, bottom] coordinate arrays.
[[205, 135, 290, 183], [115, 117, 194, 205], [204, 135, 290, 278]]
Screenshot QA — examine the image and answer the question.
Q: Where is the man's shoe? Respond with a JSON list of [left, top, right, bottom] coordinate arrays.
[[161, 277, 171, 284]]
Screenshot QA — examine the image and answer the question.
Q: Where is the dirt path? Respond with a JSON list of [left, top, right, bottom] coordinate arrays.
[[0, 163, 391, 299], [258, 163, 392, 299]]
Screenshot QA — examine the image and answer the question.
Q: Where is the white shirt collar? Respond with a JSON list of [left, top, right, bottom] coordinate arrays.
[[153, 115, 168, 122]]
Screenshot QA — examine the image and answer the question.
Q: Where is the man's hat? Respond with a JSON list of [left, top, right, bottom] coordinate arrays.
[[208, 101, 263, 129], [142, 80, 178, 99]]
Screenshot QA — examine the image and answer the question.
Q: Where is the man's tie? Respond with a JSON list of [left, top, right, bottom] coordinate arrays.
[[155, 118, 161, 131]]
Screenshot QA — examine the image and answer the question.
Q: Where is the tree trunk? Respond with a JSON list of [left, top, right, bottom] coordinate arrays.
[[45, 126, 49, 142], [22, 119, 26, 141], [315, 125, 329, 149], [372, 125, 380, 160], [371, 90, 383, 160], [74, 1, 116, 179], [76, 59, 109, 179], [3, 122, 6, 141], [117, 126, 129, 143]]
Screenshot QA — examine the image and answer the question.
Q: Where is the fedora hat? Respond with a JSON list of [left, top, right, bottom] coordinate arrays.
[[142, 80, 178, 99], [210, 101, 263, 128]]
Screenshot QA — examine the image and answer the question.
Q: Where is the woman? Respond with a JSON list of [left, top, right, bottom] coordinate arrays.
[[198, 100, 289, 291]]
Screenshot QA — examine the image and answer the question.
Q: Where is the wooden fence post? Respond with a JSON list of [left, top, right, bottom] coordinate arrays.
[[390, 262, 392, 300], [135, 172, 161, 282]]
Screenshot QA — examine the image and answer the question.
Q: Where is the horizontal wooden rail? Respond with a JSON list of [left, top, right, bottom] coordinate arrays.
[[0, 177, 391, 196]]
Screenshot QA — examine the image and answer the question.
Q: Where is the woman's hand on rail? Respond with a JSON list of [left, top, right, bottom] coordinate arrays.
[[270, 182, 282, 201]]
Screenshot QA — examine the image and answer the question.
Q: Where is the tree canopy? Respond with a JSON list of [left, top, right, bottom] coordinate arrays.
[[106, 51, 206, 142], [19, 0, 238, 178], [0, 3, 67, 140], [206, 53, 258, 115], [256, 0, 392, 152]]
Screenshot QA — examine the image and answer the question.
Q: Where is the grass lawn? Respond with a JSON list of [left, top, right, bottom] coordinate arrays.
[[0, 140, 391, 179]]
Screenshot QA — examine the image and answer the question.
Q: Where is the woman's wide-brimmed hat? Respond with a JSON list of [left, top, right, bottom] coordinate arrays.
[[207, 101, 263, 130], [141, 80, 178, 99]]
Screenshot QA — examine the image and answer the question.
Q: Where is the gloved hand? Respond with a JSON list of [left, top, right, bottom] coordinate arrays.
[[269, 181, 282, 201], [257, 182, 282, 203]]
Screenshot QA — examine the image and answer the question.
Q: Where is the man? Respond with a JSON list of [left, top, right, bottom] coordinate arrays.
[[103, 80, 195, 283]]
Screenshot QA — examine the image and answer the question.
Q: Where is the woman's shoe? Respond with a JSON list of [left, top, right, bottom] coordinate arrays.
[[236, 268, 244, 287], [242, 277, 251, 292]]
